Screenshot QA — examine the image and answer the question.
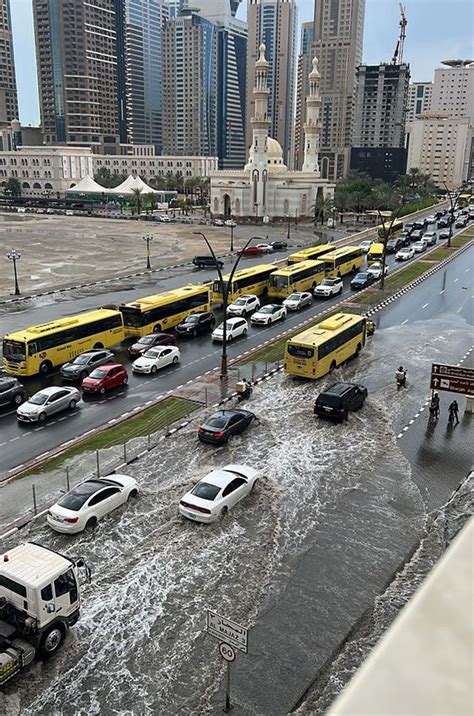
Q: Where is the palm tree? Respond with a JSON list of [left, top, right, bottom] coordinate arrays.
[[311, 195, 335, 225], [143, 192, 157, 214], [131, 188, 143, 216]]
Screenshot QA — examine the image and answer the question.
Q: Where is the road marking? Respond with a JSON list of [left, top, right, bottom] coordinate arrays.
[[454, 278, 459, 283], [439, 289, 445, 294], [457, 305, 463, 313], [466, 268, 471, 272], [422, 303, 429, 308], [10, 436, 20, 442], [401, 319, 408, 325]]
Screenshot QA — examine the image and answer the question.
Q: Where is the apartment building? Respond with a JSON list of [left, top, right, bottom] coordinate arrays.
[[0, 0, 18, 125], [406, 82, 432, 122]]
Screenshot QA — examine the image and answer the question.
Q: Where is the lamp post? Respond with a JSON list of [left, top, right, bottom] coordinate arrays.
[[376, 207, 401, 291], [442, 182, 466, 248], [286, 214, 291, 241], [193, 232, 258, 379], [7, 249, 21, 295], [143, 234, 153, 270], [227, 217, 237, 252]]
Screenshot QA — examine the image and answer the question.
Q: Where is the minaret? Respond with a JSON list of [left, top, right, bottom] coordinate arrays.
[[251, 43, 270, 172], [302, 55, 321, 174]]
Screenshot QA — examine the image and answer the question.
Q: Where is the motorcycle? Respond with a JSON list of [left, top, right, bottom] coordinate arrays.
[[396, 371, 406, 389], [236, 380, 253, 403]]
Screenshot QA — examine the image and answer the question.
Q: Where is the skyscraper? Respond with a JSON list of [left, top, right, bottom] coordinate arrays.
[[0, 0, 19, 125], [294, 22, 314, 169], [312, 0, 366, 180], [33, 0, 120, 151], [123, 0, 169, 151], [246, 0, 297, 166]]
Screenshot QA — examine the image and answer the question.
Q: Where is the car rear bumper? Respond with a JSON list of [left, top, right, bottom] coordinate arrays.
[[46, 516, 83, 533], [198, 433, 226, 445], [179, 505, 216, 523]]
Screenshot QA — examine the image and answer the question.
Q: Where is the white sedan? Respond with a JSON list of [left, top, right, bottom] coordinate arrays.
[[47, 475, 139, 533], [412, 241, 426, 253], [251, 304, 287, 325], [179, 464, 261, 523], [212, 317, 248, 341], [367, 262, 389, 280], [313, 277, 343, 297], [227, 294, 260, 316], [132, 345, 180, 374], [359, 240, 373, 253], [283, 292, 312, 311], [255, 243, 273, 253], [395, 246, 415, 261]]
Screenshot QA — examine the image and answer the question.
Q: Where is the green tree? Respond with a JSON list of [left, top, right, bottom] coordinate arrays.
[[94, 167, 113, 187], [3, 177, 21, 197], [143, 192, 157, 213], [311, 195, 335, 225], [131, 188, 143, 215], [150, 176, 167, 191]]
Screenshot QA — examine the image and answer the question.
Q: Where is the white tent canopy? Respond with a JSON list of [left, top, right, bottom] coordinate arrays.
[[66, 175, 109, 193], [108, 175, 157, 195]]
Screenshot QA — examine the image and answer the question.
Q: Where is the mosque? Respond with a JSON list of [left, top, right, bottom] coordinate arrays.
[[210, 44, 335, 221]]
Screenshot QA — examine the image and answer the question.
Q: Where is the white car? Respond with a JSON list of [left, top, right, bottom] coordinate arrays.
[[251, 303, 287, 325], [132, 345, 180, 374], [367, 262, 389, 280], [212, 317, 248, 342], [179, 464, 260, 523], [396, 246, 415, 261], [47, 475, 139, 533], [255, 243, 273, 253], [359, 240, 373, 253], [16, 386, 81, 423], [313, 277, 343, 297], [425, 215, 436, 224], [227, 294, 260, 317], [158, 214, 171, 222], [412, 241, 426, 253], [283, 291, 312, 311]]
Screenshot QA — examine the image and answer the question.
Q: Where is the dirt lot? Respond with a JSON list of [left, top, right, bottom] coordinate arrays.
[[0, 213, 235, 298]]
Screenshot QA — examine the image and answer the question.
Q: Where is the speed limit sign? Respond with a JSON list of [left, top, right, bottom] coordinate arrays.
[[219, 642, 236, 662]]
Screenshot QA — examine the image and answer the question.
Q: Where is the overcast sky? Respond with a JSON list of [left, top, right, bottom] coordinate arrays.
[[11, 0, 474, 126]]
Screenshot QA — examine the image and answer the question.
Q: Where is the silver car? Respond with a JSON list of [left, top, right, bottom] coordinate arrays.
[[17, 386, 81, 423], [60, 349, 115, 381], [283, 292, 312, 311]]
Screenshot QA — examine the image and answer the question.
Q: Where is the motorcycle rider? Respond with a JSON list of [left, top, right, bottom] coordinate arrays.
[[395, 366, 407, 388]]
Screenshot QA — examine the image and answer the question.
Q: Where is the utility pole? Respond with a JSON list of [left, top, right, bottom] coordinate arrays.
[[7, 249, 21, 295], [143, 234, 153, 270], [228, 217, 237, 252], [287, 214, 291, 241], [442, 182, 463, 248]]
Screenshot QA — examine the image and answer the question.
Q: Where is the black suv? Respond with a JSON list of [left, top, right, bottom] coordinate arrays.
[[270, 240, 288, 251], [0, 376, 25, 408], [176, 311, 216, 337], [192, 255, 224, 269], [386, 237, 403, 252], [314, 382, 368, 422]]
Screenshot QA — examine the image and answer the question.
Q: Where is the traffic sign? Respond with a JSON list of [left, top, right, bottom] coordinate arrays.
[[430, 363, 474, 396], [219, 642, 236, 662], [206, 610, 248, 653]]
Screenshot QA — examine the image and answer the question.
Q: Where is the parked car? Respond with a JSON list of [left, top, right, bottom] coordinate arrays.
[[255, 243, 273, 253], [385, 237, 403, 253], [438, 228, 451, 240], [227, 294, 260, 317], [395, 246, 415, 261], [179, 464, 261, 523], [132, 346, 180, 374], [60, 349, 115, 381], [197, 409, 256, 445], [176, 312, 215, 337], [128, 332, 176, 358], [423, 231, 437, 246], [359, 239, 373, 253], [313, 277, 343, 298], [270, 240, 288, 251], [251, 304, 287, 325], [158, 214, 171, 222], [412, 241, 426, 253], [0, 376, 25, 408], [212, 317, 248, 342], [237, 246, 265, 257], [81, 363, 128, 394], [350, 272, 375, 290], [410, 229, 424, 241], [213, 219, 225, 226], [224, 219, 236, 227], [192, 255, 224, 269], [17, 386, 80, 423], [46, 475, 139, 534], [282, 291, 312, 311], [367, 262, 389, 280], [314, 382, 368, 422]]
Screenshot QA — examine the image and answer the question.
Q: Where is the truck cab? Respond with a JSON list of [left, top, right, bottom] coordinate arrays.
[[0, 542, 89, 685]]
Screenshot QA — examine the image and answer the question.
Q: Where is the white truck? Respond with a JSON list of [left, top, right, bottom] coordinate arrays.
[[0, 541, 90, 686]]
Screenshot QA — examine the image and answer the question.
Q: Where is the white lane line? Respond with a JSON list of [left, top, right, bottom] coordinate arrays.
[[10, 436, 20, 442], [403, 426, 409, 432], [457, 305, 463, 313], [422, 303, 429, 309], [0, 442, 6, 447], [401, 319, 409, 325], [439, 289, 445, 294], [454, 278, 459, 283], [466, 267, 471, 272]]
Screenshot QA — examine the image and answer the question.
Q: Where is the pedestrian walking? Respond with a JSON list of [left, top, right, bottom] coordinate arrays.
[[448, 400, 459, 426]]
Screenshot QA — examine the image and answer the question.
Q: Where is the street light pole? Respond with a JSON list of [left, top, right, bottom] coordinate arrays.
[[7, 249, 21, 295], [442, 182, 461, 249], [228, 217, 236, 252], [193, 232, 258, 379], [376, 208, 401, 291], [287, 214, 291, 241], [143, 234, 153, 270]]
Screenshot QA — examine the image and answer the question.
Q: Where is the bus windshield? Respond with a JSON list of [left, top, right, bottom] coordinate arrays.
[[271, 275, 289, 289], [2, 340, 26, 361], [120, 307, 144, 328]]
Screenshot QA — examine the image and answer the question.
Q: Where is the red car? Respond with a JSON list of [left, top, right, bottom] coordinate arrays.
[[128, 332, 176, 358], [81, 363, 128, 394], [237, 246, 265, 257]]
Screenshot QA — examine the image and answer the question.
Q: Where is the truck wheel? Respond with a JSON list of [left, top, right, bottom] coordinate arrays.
[[40, 624, 65, 656]]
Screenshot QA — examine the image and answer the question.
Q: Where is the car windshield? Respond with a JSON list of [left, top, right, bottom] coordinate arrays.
[[28, 392, 49, 405], [258, 306, 273, 314], [183, 316, 199, 324], [144, 349, 160, 358], [204, 415, 227, 429], [58, 480, 103, 511], [73, 354, 90, 365], [89, 368, 107, 379], [138, 336, 154, 345], [320, 279, 333, 286], [191, 482, 221, 501], [289, 294, 302, 300], [233, 298, 246, 306], [356, 273, 369, 279]]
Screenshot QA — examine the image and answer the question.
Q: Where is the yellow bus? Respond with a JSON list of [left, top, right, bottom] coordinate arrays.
[[2, 308, 125, 376], [457, 193, 472, 208], [376, 220, 403, 241], [287, 243, 336, 265], [322, 246, 363, 278], [212, 264, 276, 304], [367, 242, 385, 265], [268, 260, 326, 298], [120, 284, 211, 337], [284, 312, 367, 379]]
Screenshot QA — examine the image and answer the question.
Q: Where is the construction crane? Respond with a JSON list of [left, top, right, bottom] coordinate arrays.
[[391, 3, 407, 64]]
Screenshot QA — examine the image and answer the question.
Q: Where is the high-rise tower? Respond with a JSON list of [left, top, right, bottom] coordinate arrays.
[[0, 0, 19, 125]]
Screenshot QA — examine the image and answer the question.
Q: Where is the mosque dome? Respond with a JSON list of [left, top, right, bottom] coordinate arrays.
[[244, 136, 287, 172]]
